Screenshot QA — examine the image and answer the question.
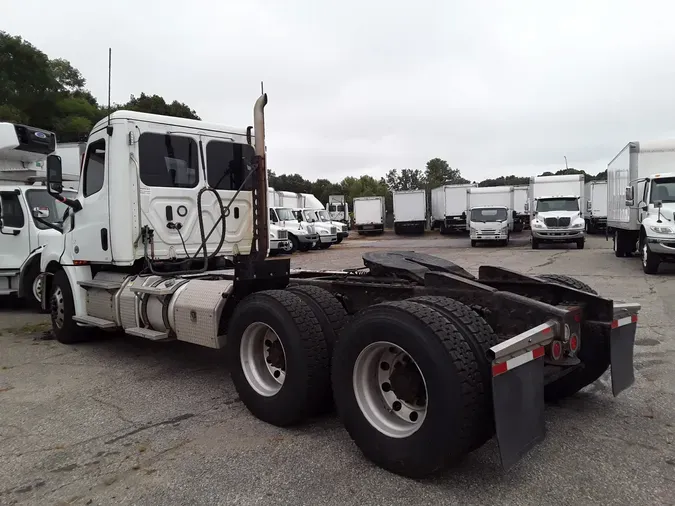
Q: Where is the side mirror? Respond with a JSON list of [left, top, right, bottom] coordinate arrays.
[[586, 201, 592, 211], [625, 186, 634, 206], [524, 202, 529, 212], [32, 206, 50, 219], [47, 154, 64, 195], [655, 200, 663, 209]]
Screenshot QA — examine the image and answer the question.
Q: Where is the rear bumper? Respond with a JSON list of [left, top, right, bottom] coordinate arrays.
[[488, 302, 640, 470]]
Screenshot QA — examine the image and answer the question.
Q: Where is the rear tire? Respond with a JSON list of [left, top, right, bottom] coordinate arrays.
[[50, 270, 92, 344], [331, 301, 482, 478], [409, 296, 498, 449], [535, 275, 610, 402], [227, 290, 331, 426]]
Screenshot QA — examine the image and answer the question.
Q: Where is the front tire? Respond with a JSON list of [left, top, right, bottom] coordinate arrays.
[[227, 290, 331, 427], [470, 240, 477, 247], [532, 237, 540, 249], [641, 240, 660, 274], [21, 261, 44, 312], [576, 238, 585, 249], [50, 270, 92, 344], [331, 301, 482, 478]]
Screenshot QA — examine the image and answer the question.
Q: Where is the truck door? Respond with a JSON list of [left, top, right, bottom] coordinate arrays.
[[69, 134, 112, 262], [0, 190, 30, 270]]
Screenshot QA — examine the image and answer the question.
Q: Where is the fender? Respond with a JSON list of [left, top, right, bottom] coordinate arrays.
[[39, 246, 93, 317], [17, 246, 43, 298]]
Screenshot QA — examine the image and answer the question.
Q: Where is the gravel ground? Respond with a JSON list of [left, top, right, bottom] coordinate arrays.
[[0, 232, 673, 505]]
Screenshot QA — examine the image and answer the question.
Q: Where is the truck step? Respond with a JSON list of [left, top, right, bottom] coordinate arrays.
[[72, 315, 118, 329], [0, 289, 18, 295], [0, 270, 20, 277], [125, 327, 172, 341], [78, 279, 123, 291]]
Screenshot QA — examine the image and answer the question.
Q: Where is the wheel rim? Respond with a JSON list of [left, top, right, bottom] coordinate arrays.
[[240, 322, 287, 397], [643, 243, 649, 267], [51, 286, 65, 329], [32, 275, 43, 302], [352, 341, 428, 438], [281, 240, 292, 252]]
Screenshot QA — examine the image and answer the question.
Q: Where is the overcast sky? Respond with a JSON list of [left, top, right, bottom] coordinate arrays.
[[5, 0, 675, 183]]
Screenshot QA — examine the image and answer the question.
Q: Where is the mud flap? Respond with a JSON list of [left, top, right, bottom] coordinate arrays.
[[610, 318, 637, 396], [492, 355, 546, 471]]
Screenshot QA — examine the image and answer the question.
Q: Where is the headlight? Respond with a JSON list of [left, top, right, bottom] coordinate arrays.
[[319, 229, 328, 235], [650, 226, 674, 234], [270, 231, 277, 239], [501, 225, 509, 232], [470, 227, 477, 234], [532, 221, 544, 229], [572, 221, 584, 228]]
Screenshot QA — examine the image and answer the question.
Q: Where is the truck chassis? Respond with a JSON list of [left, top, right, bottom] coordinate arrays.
[[39, 250, 639, 478]]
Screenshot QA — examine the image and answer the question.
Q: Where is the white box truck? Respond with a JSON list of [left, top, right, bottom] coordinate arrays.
[[608, 140, 675, 274], [513, 185, 529, 231], [467, 186, 514, 247], [353, 196, 385, 234], [0, 123, 79, 307], [431, 183, 477, 233], [326, 195, 349, 226], [584, 181, 607, 234], [528, 174, 586, 250], [393, 189, 426, 234]]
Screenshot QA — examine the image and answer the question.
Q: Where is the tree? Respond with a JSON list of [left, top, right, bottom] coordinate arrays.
[[424, 158, 468, 188], [385, 168, 424, 191], [118, 93, 200, 120], [478, 175, 530, 187], [49, 58, 86, 91]]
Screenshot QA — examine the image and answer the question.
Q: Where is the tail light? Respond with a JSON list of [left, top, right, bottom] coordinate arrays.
[[549, 340, 563, 361], [569, 334, 579, 354]]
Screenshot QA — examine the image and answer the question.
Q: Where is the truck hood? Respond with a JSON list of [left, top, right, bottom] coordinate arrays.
[[535, 210, 582, 220]]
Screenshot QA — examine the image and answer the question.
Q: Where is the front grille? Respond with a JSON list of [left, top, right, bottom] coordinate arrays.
[[277, 230, 288, 240], [544, 217, 558, 227], [330, 226, 336, 234], [481, 229, 496, 234], [559, 217, 570, 227]]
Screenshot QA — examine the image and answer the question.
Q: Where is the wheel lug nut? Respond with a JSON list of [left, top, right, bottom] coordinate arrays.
[[381, 382, 391, 392], [409, 412, 418, 422], [380, 362, 390, 371], [273, 370, 280, 378], [392, 401, 402, 411], [388, 347, 395, 353], [265, 339, 272, 347]]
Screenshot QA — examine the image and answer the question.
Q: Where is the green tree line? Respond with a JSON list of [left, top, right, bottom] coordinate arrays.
[[2, 31, 608, 208]]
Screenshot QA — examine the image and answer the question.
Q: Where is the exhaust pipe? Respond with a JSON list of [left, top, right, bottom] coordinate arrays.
[[253, 93, 269, 259]]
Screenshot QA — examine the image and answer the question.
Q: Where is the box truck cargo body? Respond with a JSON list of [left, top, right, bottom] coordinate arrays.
[[583, 181, 607, 233], [607, 140, 675, 273], [513, 185, 529, 231], [353, 196, 385, 234], [393, 189, 426, 234], [528, 174, 585, 249], [431, 183, 476, 233]]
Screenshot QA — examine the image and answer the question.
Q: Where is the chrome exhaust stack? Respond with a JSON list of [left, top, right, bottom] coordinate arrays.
[[252, 93, 269, 259]]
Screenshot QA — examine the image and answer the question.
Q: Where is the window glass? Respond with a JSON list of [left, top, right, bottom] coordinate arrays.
[[206, 140, 255, 190], [470, 208, 507, 222], [536, 198, 579, 212], [25, 189, 76, 229], [83, 139, 106, 197], [0, 193, 25, 228], [139, 133, 199, 188], [650, 177, 675, 203]]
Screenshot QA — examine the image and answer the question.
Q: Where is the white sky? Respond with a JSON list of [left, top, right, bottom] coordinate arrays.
[[5, 0, 675, 183]]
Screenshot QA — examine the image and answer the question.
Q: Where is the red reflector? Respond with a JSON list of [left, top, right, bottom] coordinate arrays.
[[492, 362, 508, 377], [574, 313, 581, 322], [73, 260, 89, 265], [542, 327, 552, 334], [550, 341, 563, 360], [569, 334, 579, 352], [532, 346, 545, 359], [631, 314, 638, 323], [611, 320, 619, 329]]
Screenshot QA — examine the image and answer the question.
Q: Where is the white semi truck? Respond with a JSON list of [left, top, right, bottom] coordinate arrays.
[[584, 181, 608, 234], [467, 186, 514, 247], [0, 123, 79, 306], [513, 185, 529, 231], [300, 192, 349, 242], [326, 195, 349, 226], [607, 140, 675, 274], [431, 183, 477, 233], [528, 174, 586, 250], [353, 196, 385, 234], [267, 188, 312, 254], [392, 189, 426, 234], [28, 94, 642, 479]]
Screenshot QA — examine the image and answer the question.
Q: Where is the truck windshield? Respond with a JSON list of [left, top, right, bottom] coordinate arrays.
[[25, 189, 76, 229], [276, 208, 295, 221], [303, 210, 318, 222], [329, 203, 344, 212], [650, 178, 675, 204], [470, 208, 507, 222], [317, 210, 331, 221], [536, 198, 579, 212]]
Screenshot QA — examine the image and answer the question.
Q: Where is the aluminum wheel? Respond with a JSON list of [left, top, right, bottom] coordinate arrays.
[[32, 275, 43, 302], [642, 242, 649, 267], [240, 322, 287, 397], [51, 286, 65, 329], [353, 341, 427, 438]]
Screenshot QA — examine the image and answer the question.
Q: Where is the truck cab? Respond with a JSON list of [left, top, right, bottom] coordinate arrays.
[[292, 208, 337, 249], [530, 196, 585, 249], [469, 206, 511, 247], [269, 206, 318, 253], [315, 208, 349, 243], [0, 122, 78, 306], [629, 173, 675, 273]]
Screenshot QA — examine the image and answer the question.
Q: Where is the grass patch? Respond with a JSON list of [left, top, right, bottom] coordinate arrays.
[[1, 322, 52, 336]]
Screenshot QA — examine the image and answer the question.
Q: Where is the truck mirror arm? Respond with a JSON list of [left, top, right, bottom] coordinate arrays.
[[54, 193, 82, 212], [34, 216, 64, 234]]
